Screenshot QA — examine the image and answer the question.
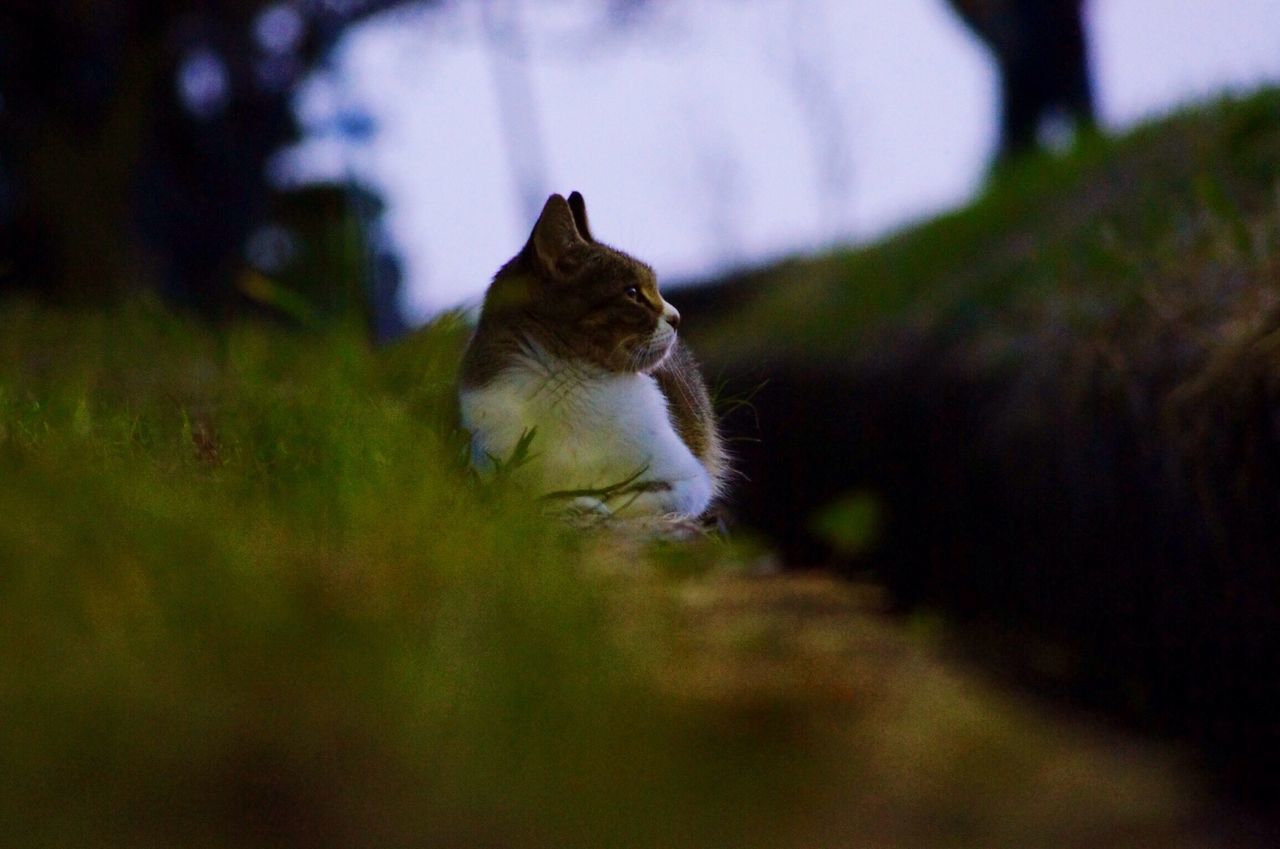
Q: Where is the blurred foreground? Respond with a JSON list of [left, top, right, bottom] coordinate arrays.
[[0, 297, 1255, 848]]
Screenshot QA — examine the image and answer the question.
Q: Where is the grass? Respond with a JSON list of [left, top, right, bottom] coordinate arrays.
[[8, 91, 1280, 847], [0, 299, 819, 849], [0, 295, 1221, 848]]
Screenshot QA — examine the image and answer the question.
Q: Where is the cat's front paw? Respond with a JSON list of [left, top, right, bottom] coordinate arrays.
[[613, 478, 712, 519], [619, 494, 682, 518], [565, 495, 613, 516]]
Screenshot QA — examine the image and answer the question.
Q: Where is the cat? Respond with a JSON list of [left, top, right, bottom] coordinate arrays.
[[458, 191, 726, 519]]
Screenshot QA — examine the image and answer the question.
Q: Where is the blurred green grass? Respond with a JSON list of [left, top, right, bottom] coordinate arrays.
[[7, 92, 1275, 846], [0, 299, 821, 849], [0, 297, 1208, 849]]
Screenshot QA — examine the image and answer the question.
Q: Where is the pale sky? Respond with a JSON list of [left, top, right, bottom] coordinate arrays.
[[287, 0, 1280, 321]]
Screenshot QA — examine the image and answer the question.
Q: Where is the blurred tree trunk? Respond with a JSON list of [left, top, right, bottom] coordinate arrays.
[[945, 0, 1095, 159], [0, 7, 160, 301]]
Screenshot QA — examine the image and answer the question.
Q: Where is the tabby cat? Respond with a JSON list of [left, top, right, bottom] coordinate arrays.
[[459, 192, 726, 518]]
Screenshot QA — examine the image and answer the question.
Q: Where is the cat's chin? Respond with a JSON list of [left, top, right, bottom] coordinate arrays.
[[634, 347, 673, 374], [629, 328, 676, 373]]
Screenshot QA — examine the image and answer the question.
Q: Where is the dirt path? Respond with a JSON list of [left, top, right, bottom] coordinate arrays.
[[618, 569, 1272, 849]]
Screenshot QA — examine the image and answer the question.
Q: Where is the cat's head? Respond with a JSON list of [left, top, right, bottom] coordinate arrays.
[[481, 192, 681, 374]]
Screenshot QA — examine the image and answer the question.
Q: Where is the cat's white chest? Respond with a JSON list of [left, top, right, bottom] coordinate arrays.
[[459, 359, 712, 517]]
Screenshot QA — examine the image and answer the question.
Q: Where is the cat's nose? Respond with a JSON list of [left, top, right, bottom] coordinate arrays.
[[663, 303, 681, 330]]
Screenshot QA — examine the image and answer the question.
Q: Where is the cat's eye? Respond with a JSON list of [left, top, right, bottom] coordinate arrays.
[[623, 286, 642, 302]]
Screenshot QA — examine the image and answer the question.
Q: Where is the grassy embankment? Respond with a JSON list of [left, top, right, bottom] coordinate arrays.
[[0, 303, 803, 848], [688, 90, 1280, 799]]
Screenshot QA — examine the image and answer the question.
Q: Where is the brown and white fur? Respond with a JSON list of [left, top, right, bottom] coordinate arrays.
[[458, 192, 726, 518]]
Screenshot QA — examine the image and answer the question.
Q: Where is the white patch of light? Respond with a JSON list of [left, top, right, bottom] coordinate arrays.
[[177, 48, 230, 120], [256, 3, 305, 55], [1089, 0, 1280, 126]]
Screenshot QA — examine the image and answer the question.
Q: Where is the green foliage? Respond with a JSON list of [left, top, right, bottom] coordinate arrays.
[[0, 298, 812, 849]]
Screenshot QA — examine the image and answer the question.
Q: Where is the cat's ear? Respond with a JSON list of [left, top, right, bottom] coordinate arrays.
[[530, 193, 586, 278], [567, 191, 594, 242]]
